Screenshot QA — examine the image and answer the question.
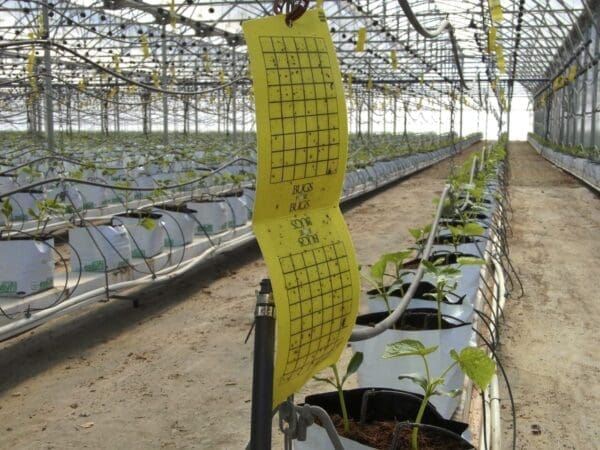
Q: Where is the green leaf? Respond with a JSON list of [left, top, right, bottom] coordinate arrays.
[[451, 347, 496, 391], [139, 217, 156, 231], [369, 258, 387, 284], [432, 257, 446, 267], [456, 257, 486, 266], [447, 225, 461, 237], [342, 352, 363, 384], [398, 373, 428, 393], [383, 339, 438, 358], [2, 199, 13, 218], [421, 260, 438, 274], [443, 389, 463, 398], [463, 222, 485, 236], [385, 250, 413, 266], [312, 376, 337, 389], [408, 228, 422, 240]]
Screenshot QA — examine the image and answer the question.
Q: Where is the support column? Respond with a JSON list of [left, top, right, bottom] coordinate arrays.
[[161, 23, 169, 144], [42, 1, 54, 150], [231, 47, 237, 140], [459, 93, 464, 139], [393, 94, 397, 135]]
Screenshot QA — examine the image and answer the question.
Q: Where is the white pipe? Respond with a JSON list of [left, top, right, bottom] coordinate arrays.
[[479, 385, 492, 450], [490, 374, 501, 450]]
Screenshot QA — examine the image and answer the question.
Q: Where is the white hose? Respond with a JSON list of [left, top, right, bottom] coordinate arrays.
[[490, 374, 501, 450], [479, 386, 491, 450]]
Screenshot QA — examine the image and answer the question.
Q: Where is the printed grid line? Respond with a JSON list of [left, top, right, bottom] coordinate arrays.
[[259, 36, 341, 184], [278, 241, 354, 382]]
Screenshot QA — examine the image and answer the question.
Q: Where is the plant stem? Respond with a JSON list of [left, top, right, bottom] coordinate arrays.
[[412, 355, 432, 450], [436, 284, 444, 330], [412, 395, 429, 450], [331, 364, 350, 434]]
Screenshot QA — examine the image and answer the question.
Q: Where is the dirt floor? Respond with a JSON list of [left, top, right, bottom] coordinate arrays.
[[499, 142, 600, 449], [1, 141, 597, 450]]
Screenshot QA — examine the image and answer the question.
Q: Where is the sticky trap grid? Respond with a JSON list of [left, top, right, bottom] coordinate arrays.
[[260, 36, 341, 184], [278, 241, 354, 382]]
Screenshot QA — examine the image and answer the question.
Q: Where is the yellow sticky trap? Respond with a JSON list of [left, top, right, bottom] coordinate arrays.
[[316, 0, 324, 9], [495, 45, 505, 73], [78, 78, 87, 92], [552, 75, 565, 92], [203, 51, 211, 73], [489, 0, 504, 22], [356, 27, 366, 52], [140, 34, 150, 60], [170, 0, 177, 29], [112, 54, 121, 73], [488, 27, 496, 53], [391, 50, 397, 70], [367, 77, 373, 90], [127, 84, 137, 95], [568, 64, 578, 82], [152, 70, 160, 88], [107, 86, 118, 99], [36, 13, 45, 38], [243, 9, 360, 409]]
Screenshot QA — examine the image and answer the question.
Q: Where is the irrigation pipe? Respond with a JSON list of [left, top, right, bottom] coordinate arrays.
[[349, 183, 451, 342], [480, 387, 492, 450], [396, 0, 467, 89], [0, 156, 256, 198], [0, 230, 254, 342], [490, 373, 502, 450]]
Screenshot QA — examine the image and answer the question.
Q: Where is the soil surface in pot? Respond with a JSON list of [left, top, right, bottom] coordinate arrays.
[[330, 415, 472, 450]]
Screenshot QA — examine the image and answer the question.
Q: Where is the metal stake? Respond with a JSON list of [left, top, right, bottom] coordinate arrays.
[[250, 278, 276, 450]]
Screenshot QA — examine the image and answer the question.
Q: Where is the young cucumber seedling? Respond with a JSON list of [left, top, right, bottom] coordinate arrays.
[[383, 339, 496, 450]]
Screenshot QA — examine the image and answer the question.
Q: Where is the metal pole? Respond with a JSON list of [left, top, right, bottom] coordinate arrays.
[[161, 23, 168, 145], [250, 278, 275, 450], [393, 94, 397, 135], [194, 73, 199, 135], [232, 47, 237, 140], [115, 89, 120, 133], [591, 28, 599, 147], [42, 0, 54, 150], [459, 94, 464, 139]]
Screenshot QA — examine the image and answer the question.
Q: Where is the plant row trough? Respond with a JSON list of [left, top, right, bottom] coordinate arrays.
[[287, 134, 517, 449], [0, 132, 481, 342], [528, 133, 600, 192]]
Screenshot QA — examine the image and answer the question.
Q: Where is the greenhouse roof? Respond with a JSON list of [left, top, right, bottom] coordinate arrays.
[[0, 0, 597, 114]]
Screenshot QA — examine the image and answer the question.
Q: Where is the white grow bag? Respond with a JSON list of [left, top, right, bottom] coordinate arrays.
[[154, 206, 196, 247], [77, 179, 110, 209], [0, 238, 54, 297], [69, 225, 131, 272], [351, 312, 471, 419], [218, 193, 250, 227], [112, 213, 165, 258], [187, 200, 233, 235], [7, 190, 43, 221]]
